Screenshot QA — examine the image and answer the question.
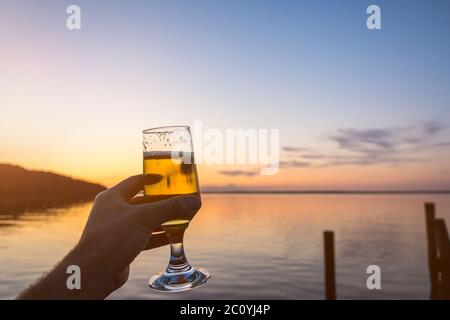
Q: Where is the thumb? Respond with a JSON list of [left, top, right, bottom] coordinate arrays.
[[132, 195, 201, 232]]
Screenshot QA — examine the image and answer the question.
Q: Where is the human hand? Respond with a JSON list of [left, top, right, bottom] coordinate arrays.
[[18, 174, 201, 299]]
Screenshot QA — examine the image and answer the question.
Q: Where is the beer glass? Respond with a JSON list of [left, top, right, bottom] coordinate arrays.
[[143, 126, 210, 292]]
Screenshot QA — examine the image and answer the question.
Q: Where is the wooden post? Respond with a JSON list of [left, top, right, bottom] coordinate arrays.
[[324, 230, 336, 300], [425, 202, 438, 299], [435, 219, 450, 298]]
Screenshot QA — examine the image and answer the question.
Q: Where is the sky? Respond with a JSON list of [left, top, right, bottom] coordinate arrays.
[[1, 0, 450, 190]]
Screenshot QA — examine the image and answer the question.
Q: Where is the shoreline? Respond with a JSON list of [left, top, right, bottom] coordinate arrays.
[[202, 190, 450, 195]]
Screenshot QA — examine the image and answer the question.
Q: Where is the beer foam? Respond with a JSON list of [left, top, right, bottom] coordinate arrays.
[[143, 150, 193, 159]]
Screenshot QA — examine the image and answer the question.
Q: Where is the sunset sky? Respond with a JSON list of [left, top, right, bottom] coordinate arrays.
[[1, 0, 450, 190]]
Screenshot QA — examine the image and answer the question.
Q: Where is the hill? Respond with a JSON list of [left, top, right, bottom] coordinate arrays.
[[0, 163, 106, 207]]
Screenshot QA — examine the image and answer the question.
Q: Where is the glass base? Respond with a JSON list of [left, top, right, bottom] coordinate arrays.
[[149, 266, 210, 292]]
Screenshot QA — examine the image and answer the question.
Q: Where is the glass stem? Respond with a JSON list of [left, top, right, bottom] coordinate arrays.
[[165, 226, 193, 274]]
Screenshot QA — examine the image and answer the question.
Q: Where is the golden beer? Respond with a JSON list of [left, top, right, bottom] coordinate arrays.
[[143, 151, 199, 227]]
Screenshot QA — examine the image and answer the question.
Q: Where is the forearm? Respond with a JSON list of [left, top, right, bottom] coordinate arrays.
[[17, 243, 116, 300]]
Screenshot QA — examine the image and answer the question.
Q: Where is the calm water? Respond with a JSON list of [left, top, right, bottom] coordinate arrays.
[[1, 194, 449, 299]]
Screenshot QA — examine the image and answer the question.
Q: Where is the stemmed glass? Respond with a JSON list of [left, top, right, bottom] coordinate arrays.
[[143, 126, 210, 292]]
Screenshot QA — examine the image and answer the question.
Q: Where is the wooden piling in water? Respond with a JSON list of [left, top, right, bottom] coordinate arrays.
[[324, 230, 336, 300], [425, 202, 438, 299], [425, 202, 450, 299]]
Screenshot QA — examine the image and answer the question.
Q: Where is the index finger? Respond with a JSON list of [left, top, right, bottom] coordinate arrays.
[[109, 175, 144, 200], [110, 174, 164, 201]]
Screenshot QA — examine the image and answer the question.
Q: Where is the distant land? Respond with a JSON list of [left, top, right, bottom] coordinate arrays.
[[202, 185, 450, 194], [0, 164, 106, 210], [202, 190, 450, 194], [1, 163, 449, 207]]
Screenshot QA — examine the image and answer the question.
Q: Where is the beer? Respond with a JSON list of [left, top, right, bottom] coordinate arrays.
[[143, 151, 199, 227]]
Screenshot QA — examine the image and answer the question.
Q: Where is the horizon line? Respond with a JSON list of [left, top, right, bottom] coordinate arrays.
[[202, 190, 450, 195]]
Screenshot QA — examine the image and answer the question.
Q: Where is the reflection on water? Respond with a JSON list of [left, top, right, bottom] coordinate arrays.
[[1, 194, 450, 299], [0, 201, 89, 230]]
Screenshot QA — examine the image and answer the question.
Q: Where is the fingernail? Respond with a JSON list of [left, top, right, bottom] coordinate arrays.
[[144, 174, 163, 185]]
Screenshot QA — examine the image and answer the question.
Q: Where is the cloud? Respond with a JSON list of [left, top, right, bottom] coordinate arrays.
[[315, 156, 424, 167], [218, 170, 259, 177], [279, 160, 312, 168], [215, 121, 449, 175], [282, 120, 450, 168], [329, 120, 447, 154], [282, 147, 312, 152]]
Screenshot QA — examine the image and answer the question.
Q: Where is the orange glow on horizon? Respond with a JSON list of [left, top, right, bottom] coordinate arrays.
[[4, 159, 448, 191]]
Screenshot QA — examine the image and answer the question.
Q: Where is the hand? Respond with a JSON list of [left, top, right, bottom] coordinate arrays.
[[17, 174, 202, 300]]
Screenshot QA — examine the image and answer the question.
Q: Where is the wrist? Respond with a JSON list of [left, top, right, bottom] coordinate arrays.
[[19, 242, 117, 300], [63, 241, 117, 299]]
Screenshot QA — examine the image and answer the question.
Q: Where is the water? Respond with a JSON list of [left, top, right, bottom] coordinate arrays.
[[1, 194, 449, 299]]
